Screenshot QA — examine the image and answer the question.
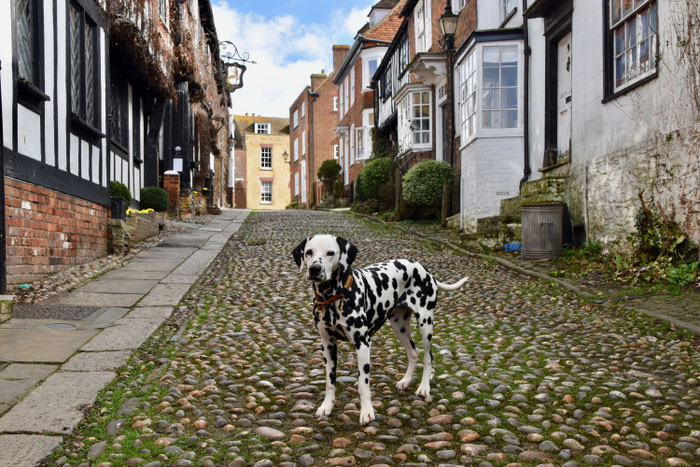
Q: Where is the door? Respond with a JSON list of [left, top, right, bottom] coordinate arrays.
[[557, 32, 572, 157]]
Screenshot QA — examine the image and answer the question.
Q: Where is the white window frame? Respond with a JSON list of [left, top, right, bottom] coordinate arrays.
[[452, 0, 466, 12], [301, 102, 306, 118], [261, 181, 272, 204], [350, 124, 355, 165], [338, 83, 344, 116], [294, 172, 300, 197], [260, 147, 272, 170], [357, 109, 374, 161], [338, 139, 344, 171], [414, 0, 432, 54], [293, 110, 299, 128], [293, 138, 299, 162], [396, 85, 432, 152], [334, 144, 339, 159], [459, 49, 477, 143], [481, 44, 519, 132], [159, 0, 169, 26], [502, 0, 516, 22], [333, 96, 339, 111], [302, 131, 306, 155], [610, 0, 658, 93], [300, 159, 307, 203], [344, 76, 350, 115], [255, 123, 271, 134], [350, 66, 356, 106], [456, 40, 523, 149]]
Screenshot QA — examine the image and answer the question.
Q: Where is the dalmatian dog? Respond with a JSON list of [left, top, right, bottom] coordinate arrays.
[[292, 234, 468, 425]]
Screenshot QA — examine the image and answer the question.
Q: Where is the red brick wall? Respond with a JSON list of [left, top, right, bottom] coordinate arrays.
[[289, 87, 311, 206], [163, 172, 181, 213], [4, 177, 109, 286], [312, 73, 340, 203]]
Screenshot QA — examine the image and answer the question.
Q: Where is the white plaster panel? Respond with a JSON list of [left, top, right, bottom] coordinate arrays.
[[526, 18, 545, 180], [43, 0, 55, 167], [56, 0, 67, 172], [101, 30, 108, 186], [81, 140, 90, 180], [69, 134, 80, 176], [17, 105, 42, 160], [92, 145, 100, 184], [0, 0, 12, 150]]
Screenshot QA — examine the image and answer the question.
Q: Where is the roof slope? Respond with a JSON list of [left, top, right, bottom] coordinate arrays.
[[372, 0, 400, 9], [233, 115, 290, 140], [364, 0, 406, 42]]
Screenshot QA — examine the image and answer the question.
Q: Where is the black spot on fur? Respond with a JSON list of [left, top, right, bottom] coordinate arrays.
[[400, 327, 405, 333], [363, 364, 370, 374]]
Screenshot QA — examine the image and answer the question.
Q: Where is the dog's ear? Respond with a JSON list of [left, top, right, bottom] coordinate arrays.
[[336, 236, 358, 276], [292, 238, 308, 271]]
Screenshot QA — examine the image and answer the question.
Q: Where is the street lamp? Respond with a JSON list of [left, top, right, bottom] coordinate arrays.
[[282, 150, 290, 163], [439, 3, 459, 227]]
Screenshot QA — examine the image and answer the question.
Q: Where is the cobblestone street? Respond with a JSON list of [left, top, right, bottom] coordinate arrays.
[[54, 211, 700, 466]]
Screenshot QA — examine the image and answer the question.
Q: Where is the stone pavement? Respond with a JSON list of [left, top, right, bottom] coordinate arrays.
[[49, 210, 700, 466], [0, 209, 249, 467]]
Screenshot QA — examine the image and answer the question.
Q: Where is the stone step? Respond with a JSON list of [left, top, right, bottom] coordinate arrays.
[[520, 176, 567, 205], [500, 196, 522, 218]]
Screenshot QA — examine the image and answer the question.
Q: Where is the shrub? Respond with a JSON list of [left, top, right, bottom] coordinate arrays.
[[402, 160, 454, 208], [109, 180, 132, 205], [318, 159, 341, 187], [333, 179, 345, 199], [360, 157, 393, 200], [286, 201, 299, 209], [140, 187, 169, 212], [355, 172, 367, 201]]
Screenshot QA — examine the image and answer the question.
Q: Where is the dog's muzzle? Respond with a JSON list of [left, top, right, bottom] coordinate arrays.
[[308, 264, 323, 281]]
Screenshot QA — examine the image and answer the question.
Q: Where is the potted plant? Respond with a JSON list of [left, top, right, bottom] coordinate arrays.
[[109, 181, 132, 220]]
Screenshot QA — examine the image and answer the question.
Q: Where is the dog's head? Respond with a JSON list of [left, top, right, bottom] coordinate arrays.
[[292, 234, 358, 283]]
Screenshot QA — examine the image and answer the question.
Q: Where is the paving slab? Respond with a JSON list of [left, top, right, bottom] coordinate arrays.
[[160, 273, 201, 284], [84, 307, 130, 330], [79, 279, 159, 294], [62, 351, 131, 372], [56, 292, 143, 307], [118, 261, 184, 272], [0, 329, 98, 363], [0, 434, 63, 467], [126, 306, 173, 321], [81, 319, 161, 351], [138, 283, 192, 307], [0, 363, 57, 381], [170, 252, 220, 276], [100, 269, 170, 280], [0, 371, 115, 434]]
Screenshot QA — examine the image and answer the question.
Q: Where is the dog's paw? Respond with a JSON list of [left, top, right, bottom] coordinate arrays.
[[359, 406, 376, 426], [315, 402, 333, 418], [415, 385, 432, 401], [395, 378, 412, 391]]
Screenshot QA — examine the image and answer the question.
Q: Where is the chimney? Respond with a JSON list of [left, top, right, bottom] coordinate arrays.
[[333, 45, 350, 74], [310, 73, 327, 92]]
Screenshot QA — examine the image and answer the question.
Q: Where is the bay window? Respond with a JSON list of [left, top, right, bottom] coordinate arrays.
[[457, 41, 521, 144], [609, 0, 657, 93], [396, 85, 432, 153]]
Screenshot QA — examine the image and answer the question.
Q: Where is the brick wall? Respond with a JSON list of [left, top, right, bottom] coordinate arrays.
[[290, 87, 311, 206], [4, 177, 109, 286], [311, 73, 340, 203]]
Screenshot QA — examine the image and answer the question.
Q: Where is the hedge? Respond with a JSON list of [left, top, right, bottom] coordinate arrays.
[[140, 187, 169, 212], [402, 160, 454, 207], [359, 158, 393, 200]]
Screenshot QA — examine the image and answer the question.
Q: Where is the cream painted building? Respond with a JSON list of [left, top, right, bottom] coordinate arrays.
[[233, 115, 291, 210]]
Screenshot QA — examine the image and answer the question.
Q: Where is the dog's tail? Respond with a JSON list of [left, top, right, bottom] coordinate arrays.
[[436, 276, 469, 291]]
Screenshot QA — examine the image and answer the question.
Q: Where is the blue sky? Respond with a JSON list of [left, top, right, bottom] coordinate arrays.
[[212, 0, 376, 117]]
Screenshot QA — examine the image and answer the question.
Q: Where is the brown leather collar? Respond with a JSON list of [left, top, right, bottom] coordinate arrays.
[[313, 274, 354, 312]]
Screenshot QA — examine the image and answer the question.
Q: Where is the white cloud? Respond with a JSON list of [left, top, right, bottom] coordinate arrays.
[[212, 1, 374, 117]]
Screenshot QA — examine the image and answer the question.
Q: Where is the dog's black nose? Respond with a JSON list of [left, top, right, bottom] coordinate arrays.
[[309, 264, 322, 277]]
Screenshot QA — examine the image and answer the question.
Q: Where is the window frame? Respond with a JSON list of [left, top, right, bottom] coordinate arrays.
[[456, 40, 523, 148], [261, 180, 272, 204], [292, 109, 299, 128], [481, 44, 519, 132], [301, 102, 306, 118], [414, 0, 432, 54], [260, 146, 272, 169], [603, 0, 658, 100], [110, 72, 129, 151], [350, 66, 356, 106], [293, 138, 299, 162], [302, 130, 306, 155], [333, 96, 338, 112], [159, 0, 169, 26], [14, 0, 49, 110], [334, 144, 339, 159], [396, 85, 433, 153], [68, 0, 102, 137], [344, 76, 349, 114], [255, 122, 271, 134]]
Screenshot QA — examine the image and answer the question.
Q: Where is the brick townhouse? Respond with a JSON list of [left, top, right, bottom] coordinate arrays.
[[289, 71, 339, 208], [333, 0, 405, 199], [0, 0, 229, 289], [374, 0, 477, 177]]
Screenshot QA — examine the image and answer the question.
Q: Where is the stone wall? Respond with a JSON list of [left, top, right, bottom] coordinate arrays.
[[565, 124, 700, 254], [4, 177, 108, 287]]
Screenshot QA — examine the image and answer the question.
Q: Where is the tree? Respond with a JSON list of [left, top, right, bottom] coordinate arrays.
[[317, 159, 341, 194]]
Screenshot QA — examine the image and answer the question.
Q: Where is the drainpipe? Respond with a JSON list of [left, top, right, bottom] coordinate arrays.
[[519, 0, 531, 190], [308, 90, 320, 207], [0, 60, 6, 293]]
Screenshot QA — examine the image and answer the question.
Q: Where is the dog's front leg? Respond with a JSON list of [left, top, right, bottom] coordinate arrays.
[[316, 335, 337, 418], [355, 338, 375, 425]]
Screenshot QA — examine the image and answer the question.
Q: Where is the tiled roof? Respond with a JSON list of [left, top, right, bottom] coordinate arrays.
[[372, 0, 400, 10], [364, 0, 407, 42], [233, 115, 290, 140]]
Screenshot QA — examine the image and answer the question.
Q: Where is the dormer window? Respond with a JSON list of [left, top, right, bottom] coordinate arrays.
[[255, 123, 271, 134]]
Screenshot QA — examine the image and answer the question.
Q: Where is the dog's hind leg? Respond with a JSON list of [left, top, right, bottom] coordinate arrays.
[[414, 306, 435, 401], [390, 308, 419, 391], [316, 335, 337, 418], [354, 337, 376, 425]]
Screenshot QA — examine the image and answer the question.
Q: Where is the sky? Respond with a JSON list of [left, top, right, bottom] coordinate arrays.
[[212, 0, 377, 118]]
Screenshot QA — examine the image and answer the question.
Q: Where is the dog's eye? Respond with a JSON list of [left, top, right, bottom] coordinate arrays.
[[327, 251, 335, 256], [305, 250, 312, 256]]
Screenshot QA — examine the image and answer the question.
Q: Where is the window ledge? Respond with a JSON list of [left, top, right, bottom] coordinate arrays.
[[260, 167, 273, 171], [261, 201, 272, 205], [602, 71, 658, 104], [110, 139, 129, 154], [17, 79, 50, 110], [71, 115, 105, 140]]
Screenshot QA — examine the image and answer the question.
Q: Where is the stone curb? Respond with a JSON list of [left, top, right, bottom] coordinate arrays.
[[352, 212, 700, 336]]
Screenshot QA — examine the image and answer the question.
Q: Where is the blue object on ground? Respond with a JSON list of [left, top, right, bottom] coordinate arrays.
[[504, 242, 521, 252]]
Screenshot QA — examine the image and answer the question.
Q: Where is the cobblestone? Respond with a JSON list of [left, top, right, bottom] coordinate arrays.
[[50, 211, 699, 465]]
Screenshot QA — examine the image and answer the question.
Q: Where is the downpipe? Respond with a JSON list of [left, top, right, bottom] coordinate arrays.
[[519, 0, 531, 191]]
